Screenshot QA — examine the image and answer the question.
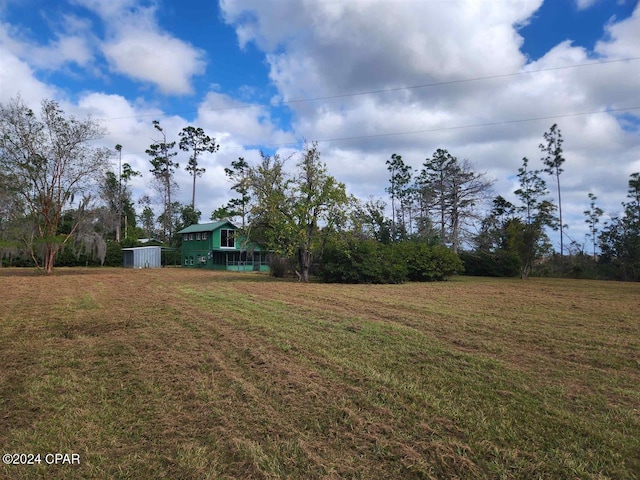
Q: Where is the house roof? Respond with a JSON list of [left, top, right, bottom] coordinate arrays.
[[176, 220, 237, 234]]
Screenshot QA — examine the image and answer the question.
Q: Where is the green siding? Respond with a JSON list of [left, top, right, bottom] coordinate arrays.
[[181, 238, 211, 253], [177, 222, 268, 271]]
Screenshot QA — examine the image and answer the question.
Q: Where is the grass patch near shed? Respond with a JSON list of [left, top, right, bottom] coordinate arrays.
[[0, 268, 639, 479]]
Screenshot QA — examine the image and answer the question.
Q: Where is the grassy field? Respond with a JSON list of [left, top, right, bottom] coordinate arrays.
[[0, 268, 639, 479]]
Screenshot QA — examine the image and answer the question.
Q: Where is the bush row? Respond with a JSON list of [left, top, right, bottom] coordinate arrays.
[[458, 251, 521, 277], [318, 239, 463, 283]]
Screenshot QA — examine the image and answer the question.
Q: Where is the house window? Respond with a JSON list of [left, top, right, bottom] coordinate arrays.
[[220, 229, 235, 248], [202, 232, 208, 240], [190, 257, 194, 265], [183, 234, 189, 242], [184, 257, 188, 265], [196, 232, 201, 240], [212, 252, 225, 265]]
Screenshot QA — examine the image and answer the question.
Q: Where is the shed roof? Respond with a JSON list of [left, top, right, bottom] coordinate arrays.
[[177, 220, 237, 234]]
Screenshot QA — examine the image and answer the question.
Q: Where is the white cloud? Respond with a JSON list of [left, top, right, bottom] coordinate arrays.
[[196, 91, 295, 147], [0, 46, 57, 105], [595, 5, 640, 58], [0, 15, 94, 71], [69, 0, 138, 19], [31, 34, 94, 69], [72, 0, 207, 95], [102, 29, 206, 95], [223, 0, 542, 100]]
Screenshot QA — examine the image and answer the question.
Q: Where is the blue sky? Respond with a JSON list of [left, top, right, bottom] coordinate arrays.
[[1, 0, 639, 250], [520, 0, 637, 58]]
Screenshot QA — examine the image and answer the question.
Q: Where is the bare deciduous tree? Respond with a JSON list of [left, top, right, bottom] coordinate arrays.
[[0, 97, 109, 273]]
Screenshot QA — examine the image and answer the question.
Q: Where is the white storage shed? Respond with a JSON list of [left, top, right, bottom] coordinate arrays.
[[122, 246, 162, 269]]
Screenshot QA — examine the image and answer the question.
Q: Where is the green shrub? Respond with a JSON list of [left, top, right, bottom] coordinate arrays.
[[103, 242, 123, 267], [319, 239, 460, 283], [269, 255, 289, 278], [459, 250, 520, 277], [318, 239, 406, 284], [396, 242, 464, 281]]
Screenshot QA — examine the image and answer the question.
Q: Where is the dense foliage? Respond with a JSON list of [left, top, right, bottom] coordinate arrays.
[[458, 250, 521, 277], [219, 143, 349, 282], [318, 239, 463, 284]]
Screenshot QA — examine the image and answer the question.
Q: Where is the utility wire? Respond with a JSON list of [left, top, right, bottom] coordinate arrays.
[[117, 105, 640, 155], [226, 106, 640, 151], [100, 57, 640, 122]]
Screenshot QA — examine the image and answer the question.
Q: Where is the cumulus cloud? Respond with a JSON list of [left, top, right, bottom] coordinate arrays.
[[0, 46, 57, 105], [30, 34, 94, 69], [595, 5, 640, 58], [1, 0, 206, 95], [222, 0, 541, 99], [195, 91, 295, 147], [0, 14, 94, 71], [74, 0, 207, 95], [102, 29, 206, 95], [71, 90, 295, 219]]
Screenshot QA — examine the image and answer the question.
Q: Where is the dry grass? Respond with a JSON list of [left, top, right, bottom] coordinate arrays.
[[0, 268, 639, 479]]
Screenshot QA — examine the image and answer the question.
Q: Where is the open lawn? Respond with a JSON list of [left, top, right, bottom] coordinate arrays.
[[0, 268, 639, 479]]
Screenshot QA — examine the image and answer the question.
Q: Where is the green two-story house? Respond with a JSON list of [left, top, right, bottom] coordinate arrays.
[[177, 220, 269, 272]]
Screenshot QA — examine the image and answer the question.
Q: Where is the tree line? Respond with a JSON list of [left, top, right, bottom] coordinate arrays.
[[1, 97, 638, 281]]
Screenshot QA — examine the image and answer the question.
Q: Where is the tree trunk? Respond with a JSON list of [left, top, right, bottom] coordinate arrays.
[[191, 169, 196, 210], [298, 246, 312, 282], [520, 262, 531, 279], [440, 203, 446, 245], [44, 245, 56, 274], [557, 175, 563, 266], [391, 192, 396, 241], [166, 172, 172, 242], [451, 187, 459, 254], [451, 214, 459, 253]]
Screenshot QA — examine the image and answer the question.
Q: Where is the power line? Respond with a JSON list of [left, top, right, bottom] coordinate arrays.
[[226, 106, 640, 151], [118, 105, 640, 155], [279, 57, 640, 105], [100, 57, 640, 122]]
